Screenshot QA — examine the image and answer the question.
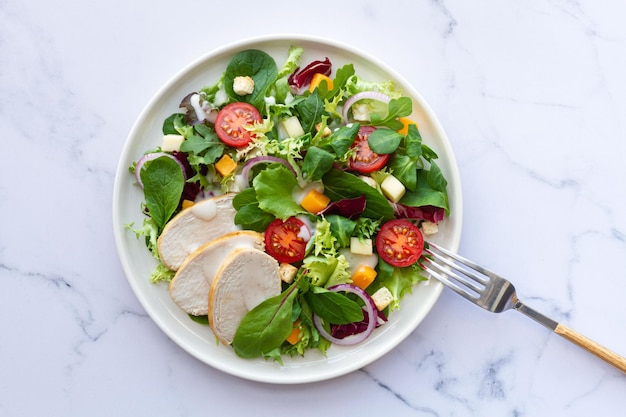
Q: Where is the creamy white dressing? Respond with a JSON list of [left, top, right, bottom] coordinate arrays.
[[191, 200, 217, 221], [189, 93, 206, 123]]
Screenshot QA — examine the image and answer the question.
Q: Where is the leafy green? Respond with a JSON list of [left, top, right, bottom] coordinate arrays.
[[140, 156, 185, 232], [277, 46, 303, 78], [232, 283, 299, 358], [232, 188, 275, 232], [369, 96, 413, 130], [301, 146, 335, 181], [304, 287, 364, 324], [322, 169, 394, 221], [325, 215, 356, 248], [224, 49, 278, 109], [295, 90, 325, 134], [253, 164, 306, 220], [371, 260, 427, 311], [368, 128, 403, 154], [316, 123, 359, 159], [399, 161, 449, 213]]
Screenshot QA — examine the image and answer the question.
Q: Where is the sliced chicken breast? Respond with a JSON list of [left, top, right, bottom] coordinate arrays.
[[157, 193, 239, 271], [168, 231, 264, 316], [208, 247, 281, 345]]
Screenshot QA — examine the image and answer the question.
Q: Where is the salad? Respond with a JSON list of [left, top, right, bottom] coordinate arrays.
[[128, 46, 450, 362]]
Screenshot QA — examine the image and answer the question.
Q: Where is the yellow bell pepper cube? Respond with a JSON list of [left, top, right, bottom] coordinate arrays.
[[181, 199, 195, 210], [300, 189, 331, 214], [351, 265, 377, 290], [397, 117, 418, 136], [309, 73, 333, 92], [286, 320, 302, 345], [215, 154, 237, 177]]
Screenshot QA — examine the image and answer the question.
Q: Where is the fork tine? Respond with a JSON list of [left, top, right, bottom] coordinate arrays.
[[421, 261, 482, 301], [423, 248, 487, 294], [427, 241, 500, 282]]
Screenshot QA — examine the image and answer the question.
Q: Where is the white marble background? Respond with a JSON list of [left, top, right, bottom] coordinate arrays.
[[1, 0, 625, 416]]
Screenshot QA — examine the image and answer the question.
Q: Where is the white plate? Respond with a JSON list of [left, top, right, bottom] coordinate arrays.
[[112, 34, 463, 384]]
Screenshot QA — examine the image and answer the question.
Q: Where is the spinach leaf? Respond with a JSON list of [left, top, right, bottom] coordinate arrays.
[[224, 49, 278, 109], [295, 90, 325, 134], [140, 156, 185, 232], [404, 123, 423, 158], [388, 153, 418, 192], [232, 188, 275, 232], [232, 284, 299, 358], [302, 146, 335, 181], [370, 96, 412, 130], [317, 122, 359, 158], [162, 113, 182, 135], [368, 128, 403, 155], [322, 169, 394, 221], [304, 287, 364, 324], [399, 162, 449, 213]]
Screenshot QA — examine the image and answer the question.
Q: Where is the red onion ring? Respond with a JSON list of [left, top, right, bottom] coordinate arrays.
[[312, 284, 378, 346], [240, 156, 297, 184], [134, 152, 187, 188], [341, 91, 392, 124]]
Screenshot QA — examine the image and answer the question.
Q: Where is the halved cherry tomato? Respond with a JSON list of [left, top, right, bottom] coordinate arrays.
[[264, 217, 309, 264], [349, 125, 390, 173], [375, 219, 424, 268], [214, 102, 261, 148]]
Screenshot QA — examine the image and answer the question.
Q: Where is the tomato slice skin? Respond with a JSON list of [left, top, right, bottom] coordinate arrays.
[[264, 217, 309, 264], [375, 219, 424, 268], [214, 102, 261, 148], [349, 125, 390, 173]]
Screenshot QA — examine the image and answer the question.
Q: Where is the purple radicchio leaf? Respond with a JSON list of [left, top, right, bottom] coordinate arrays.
[[319, 195, 367, 220], [171, 151, 202, 202], [330, 308, 387, 339], [392, 203, 446, 224], [288, 57, 332, 90]]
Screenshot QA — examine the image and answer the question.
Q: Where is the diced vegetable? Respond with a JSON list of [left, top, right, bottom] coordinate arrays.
[[350, 265, 377, 290], [280, 116, 305, 138], [397, 117, 417, 136], [162, 134, 185, 152], [181, 199, 195, 209], [286, 320, 302, 345], [215, 154, 238, 177], [380, 174, 406, 203], [309, 73, 333, 92], [350, 237, 373, 255], [300, 189, 330, 214]]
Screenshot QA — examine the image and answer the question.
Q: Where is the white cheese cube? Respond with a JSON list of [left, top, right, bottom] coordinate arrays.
[[161, 134, 185, 152], [350, 237, 373, 255], [233, 76, 255, 95], [280, 116, 305, 138], [371, 287, 393, 311], [380, 175, 406, 203]]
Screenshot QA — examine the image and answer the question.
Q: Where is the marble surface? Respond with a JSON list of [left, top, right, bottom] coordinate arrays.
[[1, 0, 625, 415]]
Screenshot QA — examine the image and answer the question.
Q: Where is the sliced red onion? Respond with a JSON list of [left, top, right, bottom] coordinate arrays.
[[312, 284, 378, 346], [134, 152, 187, 189], [240, 156, 297, 185], [341, 91, 392, 124]]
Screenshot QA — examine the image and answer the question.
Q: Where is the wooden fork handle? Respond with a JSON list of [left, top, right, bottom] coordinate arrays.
[[555, 323, 626, 373]]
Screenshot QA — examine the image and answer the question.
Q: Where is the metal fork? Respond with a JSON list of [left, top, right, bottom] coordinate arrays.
[[421, 241, 626, 373]]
